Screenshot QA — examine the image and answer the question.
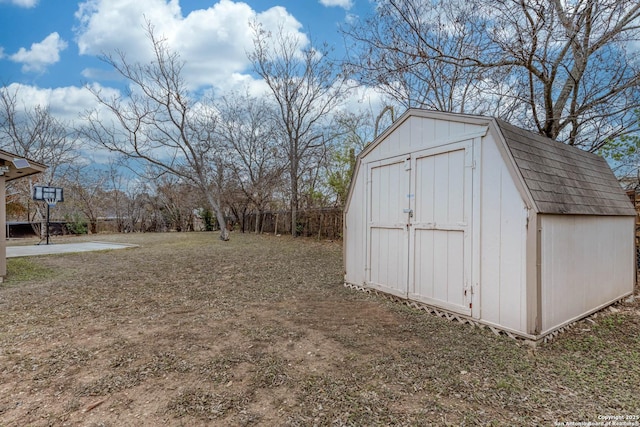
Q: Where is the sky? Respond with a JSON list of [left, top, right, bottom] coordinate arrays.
[[0, 0, 379, 126]]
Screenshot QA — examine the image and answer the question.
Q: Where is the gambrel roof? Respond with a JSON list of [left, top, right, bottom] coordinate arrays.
[[352, 109, 634, 217], [495, 119, 635, 216]]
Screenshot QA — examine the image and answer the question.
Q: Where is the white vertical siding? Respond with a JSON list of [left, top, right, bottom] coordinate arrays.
[[480, 135, 528, 334], [540, 215, 634, 333], [364, 116, 488, 164], [344, 164, 366, 286]]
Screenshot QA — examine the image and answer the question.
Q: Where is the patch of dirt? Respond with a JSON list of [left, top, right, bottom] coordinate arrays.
[[1, 232, 639, 426]]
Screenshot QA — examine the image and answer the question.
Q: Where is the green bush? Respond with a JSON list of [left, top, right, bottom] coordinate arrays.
[[201, 208, 215, 231], [64, 213, 88, 235]]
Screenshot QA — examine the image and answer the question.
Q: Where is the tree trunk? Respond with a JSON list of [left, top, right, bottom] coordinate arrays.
[[291, 198, 298, 237], [290, 162, 298, 237], [215, 208, 229, 241], [255, 209, 262, 234], [205, 192, 229, 241]]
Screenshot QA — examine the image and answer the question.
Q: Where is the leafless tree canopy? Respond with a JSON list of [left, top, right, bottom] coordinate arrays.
[[0, 86, 78, 226], [217, 91, 285, 233], [0, 87, 77, 182], [249, 21, 350, 236], [79, 22, 231, 240], [6, 2, 640, 236], [343, 0, 640, 151]]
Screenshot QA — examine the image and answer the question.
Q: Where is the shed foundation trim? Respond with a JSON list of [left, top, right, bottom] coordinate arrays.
[[345, 280, 631, 343]]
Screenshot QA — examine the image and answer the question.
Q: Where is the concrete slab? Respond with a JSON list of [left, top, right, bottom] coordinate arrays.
[[7, 241, 138, 258]]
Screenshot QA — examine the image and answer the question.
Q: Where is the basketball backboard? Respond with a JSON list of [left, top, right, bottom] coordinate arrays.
[[33, 186, 64, 204]]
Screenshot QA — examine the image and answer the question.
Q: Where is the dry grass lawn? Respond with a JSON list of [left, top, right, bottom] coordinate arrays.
[[1, 232, 639, 426]]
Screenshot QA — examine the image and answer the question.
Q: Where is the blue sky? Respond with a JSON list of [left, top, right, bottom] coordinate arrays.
[[0, 0, 379, 124]]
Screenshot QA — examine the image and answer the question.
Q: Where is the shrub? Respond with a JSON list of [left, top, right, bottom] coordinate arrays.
[[64, 213, 88, 235]]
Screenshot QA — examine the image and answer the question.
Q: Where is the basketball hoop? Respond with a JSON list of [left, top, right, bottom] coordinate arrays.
[[44, 196, 58, 208], [32, 185, 64, 245]]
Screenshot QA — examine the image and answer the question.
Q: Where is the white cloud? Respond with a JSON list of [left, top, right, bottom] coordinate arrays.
[[9, 32, 68, 73], [80, 67, 122, 81], [74, 0, 308, 93], [225, 72, 272, 97], [2, 82, 118, 123], [344, 13, 358, 24], [340, 81, 388, 120], [0, 0, 38, 7], [74, 0, 182, 60], [319, 0, 353, 9], [1, 82, 128, 165]]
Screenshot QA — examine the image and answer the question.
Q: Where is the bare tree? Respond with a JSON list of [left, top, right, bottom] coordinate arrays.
[[217, 91, 285, 233], [79, 22, 230, 240], [104, 158, 129, 233], [249, 21, 349, 236], [222, 180, 252, 233], [153, 176, 200, 232], [0, 86, 77, 181], [343, 0, 495, 114], [325, 111, 373, 206], [63, 165, 108, 234], [122, 183, 148, 232], [344, 0, 640, 151], [0, 86, 78, 230]]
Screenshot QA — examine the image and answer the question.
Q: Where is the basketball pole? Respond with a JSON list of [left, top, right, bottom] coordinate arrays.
[[46, 201, 50, 245]]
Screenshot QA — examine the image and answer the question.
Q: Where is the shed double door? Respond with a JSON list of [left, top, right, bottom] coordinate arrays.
[[367, 141, 473, 316]]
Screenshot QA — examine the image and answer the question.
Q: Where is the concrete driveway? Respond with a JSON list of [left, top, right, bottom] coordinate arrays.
[[7, 241, 138, 258]]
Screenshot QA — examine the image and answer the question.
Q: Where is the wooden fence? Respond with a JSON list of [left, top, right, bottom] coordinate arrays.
[[242, 208, 343, 240], [8, 208, 346, 240], [627, 190, 640, 271]]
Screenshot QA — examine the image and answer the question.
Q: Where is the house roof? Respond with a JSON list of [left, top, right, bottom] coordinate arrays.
[[494, 119, 635, 216], [0, 149, 47, 182]]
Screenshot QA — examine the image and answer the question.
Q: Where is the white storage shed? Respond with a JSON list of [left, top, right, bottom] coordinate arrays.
[[344, 109, 635, 341]]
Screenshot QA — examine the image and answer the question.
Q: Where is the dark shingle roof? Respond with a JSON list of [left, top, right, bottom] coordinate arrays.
[[495, 119, 635, 216]]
